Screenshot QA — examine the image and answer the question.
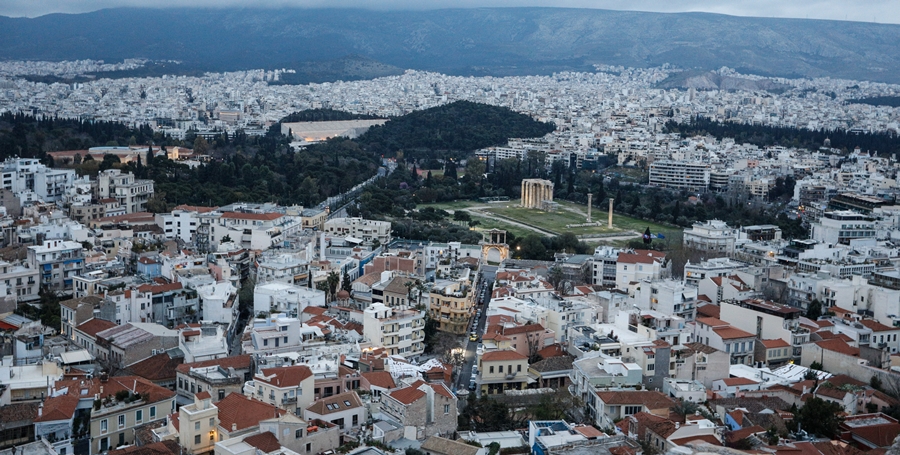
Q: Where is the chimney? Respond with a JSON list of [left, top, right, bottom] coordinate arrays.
[[320, 232, 326, 262], [38, 403, 42, 417], [231, 423, 237, 432]]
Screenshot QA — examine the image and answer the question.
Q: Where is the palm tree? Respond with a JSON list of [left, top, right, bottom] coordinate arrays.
[[326, 271, 340, 302]]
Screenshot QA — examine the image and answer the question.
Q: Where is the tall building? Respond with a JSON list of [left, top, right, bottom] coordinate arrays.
[[97, 169, 154, 214], [682, 220, 737, 256], [0, 158, 76, 203], [649, 160, 710, 191]]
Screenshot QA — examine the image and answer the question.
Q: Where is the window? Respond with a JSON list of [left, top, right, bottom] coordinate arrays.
[[498, 365, 503, 373], [624, 405, 642, 415], [209, 418, 215, 427], [489, 366, 494, 374], [306, 443, 312, 452], [136, 409, 143, 423], [195, 435, 201, 445], [150, 406, 156, 419], [296, 429, 303, 439], [444, 404, 450, 414], [517, 365, 521, 372], [100, 438, 109, 452], [118, 414, 125, 429], [195, 422, 201, 431], [101, 419, 108, 433]]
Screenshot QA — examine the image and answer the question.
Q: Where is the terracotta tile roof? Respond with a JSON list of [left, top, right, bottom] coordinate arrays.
[[842, 419, 900, 447], [859, 319, 896, 332], [302, 306, 327, 315], [720, 377, 759, 386], [760, 339, 791, 348], [195, 391, 211, 400], [35, 394, 79, 422], [387, 386, 426, 405], [594, 390, 676, 410], [75, 318, 118, 338], [258, 365, 313, 388], [814, 386, 849, 400], [175, 354, 251, 374], [696, 303, 720, 318], [61, 295, 104, 310], [306, 391, 363, 416], [713, 326, 755, 340], [420, 436, 480, 455], [136, 282, 183, 293], [815, 338, 860, 357], [126, 352, 184, 382], [537, 344, 568, 359], [670, 434, 722, 447], [481, 350, 528, 362], [362, 371, 396, 389], [244, 431, 282, 453], [108, 440, 181, 455], [53, 375, 175, 404], [425, 382, 454, 399], [501, 323, 547, 336], [696, 317, 729, 327], [216, 393, 285, 432]]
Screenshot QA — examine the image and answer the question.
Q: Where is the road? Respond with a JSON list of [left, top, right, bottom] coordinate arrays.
[[454, 265, 497, 403]]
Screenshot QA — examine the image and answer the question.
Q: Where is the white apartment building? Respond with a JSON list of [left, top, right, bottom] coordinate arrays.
[[244, 314, 323, 355], [197, 210, 303, 251], [253, 282, 325, 318], [615, 250, 669, 290], [0, 158, 76, 203], [683, 257, 750, 287], [98, 169, 154, 214], [0, 261, 39, 303], [811, 210, 877, 245], [196, 282, 239, 327], [363, 302, 425, 359], [26, 240, 84, 291], [178, 392, 220, 455], [256, 254, 310, 286], [632, 279, 698, 321], [648, 160, 710, 191], [244, 365, 315, 415], [719, 299, 809, 360], [157, 205, 217, 243], [683, 220, 738, 256], [324, 217, 391, 245]]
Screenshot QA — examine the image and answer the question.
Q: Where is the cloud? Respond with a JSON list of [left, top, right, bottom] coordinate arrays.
[[0, 0, 897, 24]]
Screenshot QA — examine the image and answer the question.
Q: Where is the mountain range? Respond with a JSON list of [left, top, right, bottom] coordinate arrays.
[[2, 7, 900, 83]]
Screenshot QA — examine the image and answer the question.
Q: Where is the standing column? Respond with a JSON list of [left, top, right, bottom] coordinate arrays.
[[608, 198, 614, 228], [525, 182, 531, 207], [587, 193, 592, 223]]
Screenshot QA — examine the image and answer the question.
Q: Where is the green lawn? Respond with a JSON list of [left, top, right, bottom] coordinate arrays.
[[422, 199, 680, 239]]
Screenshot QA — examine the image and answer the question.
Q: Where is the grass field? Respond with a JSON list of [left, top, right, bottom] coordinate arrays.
[[421, 199, 681, 241]]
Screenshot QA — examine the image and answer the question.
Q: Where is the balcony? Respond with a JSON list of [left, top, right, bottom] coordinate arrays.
[[282, 396, 297, 404]]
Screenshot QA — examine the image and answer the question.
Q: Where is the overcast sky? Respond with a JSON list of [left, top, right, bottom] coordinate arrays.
[[1, 0, 897, 24]]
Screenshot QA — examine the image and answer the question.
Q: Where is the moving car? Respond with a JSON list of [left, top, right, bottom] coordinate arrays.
[[469, 332, 478, 342]]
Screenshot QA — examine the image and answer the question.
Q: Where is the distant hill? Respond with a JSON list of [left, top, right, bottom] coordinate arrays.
[[2, 8, 900, 83]]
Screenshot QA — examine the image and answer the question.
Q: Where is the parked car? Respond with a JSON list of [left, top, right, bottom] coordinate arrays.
[[469, 332, 478, 342]]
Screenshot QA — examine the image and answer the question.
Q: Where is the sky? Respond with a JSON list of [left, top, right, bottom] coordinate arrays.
[[1, 0, 898, 24]]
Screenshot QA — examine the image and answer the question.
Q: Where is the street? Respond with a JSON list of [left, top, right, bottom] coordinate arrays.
[[454, 265, 497, 402]]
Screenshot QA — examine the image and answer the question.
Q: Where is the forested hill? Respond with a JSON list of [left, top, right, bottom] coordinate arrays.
[[665, 116, 900, 157], [0, 102, 551, 209], [356, 101, 556, 161]]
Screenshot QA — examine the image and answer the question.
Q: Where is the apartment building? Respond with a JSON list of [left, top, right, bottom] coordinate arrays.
[[97, 169, 154, 214], [0, 261, 39, 303], [648, 160, 710, 191], [428, 279, 475, 335], [683, 220, 738, 256], [324, 217, 391, 245], [82, 375, 176, 454], [157, 205, 217, 243], [719, 299, 808, 360], [363, 302, 425, 358], [245, 365, 315, 415], [477, 350, 529, 395], [811, 210, 877, 245], [27, 240, 84, 291], [381, 380, 457, 441], [691, 317, 755, 365], [303, 391, 366, 431], [0, 158, 76, 203], [178, 392, 220, 455], [175, 355, 253, 403]]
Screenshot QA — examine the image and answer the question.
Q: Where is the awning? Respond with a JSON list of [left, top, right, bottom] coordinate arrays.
[[59, 350, 94, 364]]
